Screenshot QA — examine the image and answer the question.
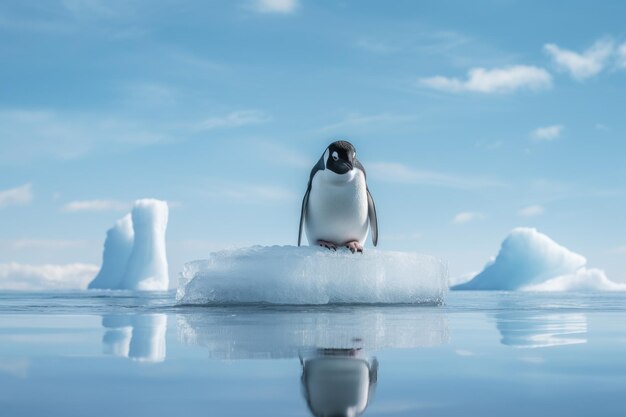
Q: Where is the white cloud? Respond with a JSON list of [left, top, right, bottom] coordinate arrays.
[[248, 0, 298, 14], [194, 110, 271, 131], [320, 113, 415, 132], [0, 183, 33, 208], [518, 205, 545, 217], [419, 65, 552, 94], [368, 162, 504, 189], [0, 262, 99, 290], [531, 124, 564, 141], [61, 199, 130, 213], [544, 39, 614, 80], [452, 212, 485, 224], [618, 42, 626, 68]]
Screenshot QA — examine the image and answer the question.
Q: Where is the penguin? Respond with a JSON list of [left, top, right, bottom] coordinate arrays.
[[298, 140, 378, 253]]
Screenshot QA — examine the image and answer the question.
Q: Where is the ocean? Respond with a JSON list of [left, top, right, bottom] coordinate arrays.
[[1, 291, 625, 416]]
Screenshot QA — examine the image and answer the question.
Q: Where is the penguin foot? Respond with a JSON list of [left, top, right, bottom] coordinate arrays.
[[345, 241, 363, 254], [317, 240, 337, 251]]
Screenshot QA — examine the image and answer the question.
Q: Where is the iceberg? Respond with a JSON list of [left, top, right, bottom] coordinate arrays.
[[88, 199, 169, 291], [176, 246, 448, 305], [121, 200, 169, 291], [88, 215, 134, 290], [453, 227, 626, 291], [524, 268, 626, 292]]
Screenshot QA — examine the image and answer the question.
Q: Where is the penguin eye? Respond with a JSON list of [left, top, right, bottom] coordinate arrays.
[[332, 151, 339, 161]]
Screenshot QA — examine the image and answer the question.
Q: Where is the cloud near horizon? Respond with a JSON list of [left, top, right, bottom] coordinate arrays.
[[0, 262, 99, 290], [419, 65, 552, 94]]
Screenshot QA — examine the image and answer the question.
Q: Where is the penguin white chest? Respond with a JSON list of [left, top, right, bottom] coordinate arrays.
[[305, 169, 369, 245]]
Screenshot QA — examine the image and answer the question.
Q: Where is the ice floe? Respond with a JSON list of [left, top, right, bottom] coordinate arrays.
[[176, 246, 448, 305]]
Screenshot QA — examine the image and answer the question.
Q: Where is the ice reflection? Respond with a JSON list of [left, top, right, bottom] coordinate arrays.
[[177, 307, 448, 359], [495, 305, 587, 348], [301, 349, 378, 417], [102, 314, 167, 362]]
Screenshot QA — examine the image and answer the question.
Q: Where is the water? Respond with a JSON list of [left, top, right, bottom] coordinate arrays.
[[1, 291, 626, 416]]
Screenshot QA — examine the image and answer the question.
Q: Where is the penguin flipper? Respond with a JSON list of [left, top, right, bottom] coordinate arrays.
[[367, 188, 378, 246], [298, 186, 310, 246], [299, 155, 325, 246]]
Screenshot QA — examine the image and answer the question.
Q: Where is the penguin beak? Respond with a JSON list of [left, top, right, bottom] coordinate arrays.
[[342, 160, 354, 171]]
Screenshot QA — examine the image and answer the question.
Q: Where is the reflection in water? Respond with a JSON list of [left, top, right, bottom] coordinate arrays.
[[177, 307, 448, 359], [301, 349, 377, 417], [495, 303, 587, 348], [178, 307, 446, 417], [102, 314, 167, 362]]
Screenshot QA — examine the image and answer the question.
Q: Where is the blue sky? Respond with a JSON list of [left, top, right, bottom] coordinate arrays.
[[1, 0, 626, 286]]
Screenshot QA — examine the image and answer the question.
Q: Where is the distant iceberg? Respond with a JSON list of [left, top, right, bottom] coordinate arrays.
[[88, 214, 134, 290], [88, 199, 169, 291], [177, 246, 448, 305], [453, 227, 626, 291]]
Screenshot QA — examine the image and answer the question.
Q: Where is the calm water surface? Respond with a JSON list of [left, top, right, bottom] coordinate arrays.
[[1, 291, 625, 416]]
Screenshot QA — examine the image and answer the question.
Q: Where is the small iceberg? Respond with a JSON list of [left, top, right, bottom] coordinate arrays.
[[453, 227, 626, 291], [89, 199, 169, 291], [176, 246, 448, 305]]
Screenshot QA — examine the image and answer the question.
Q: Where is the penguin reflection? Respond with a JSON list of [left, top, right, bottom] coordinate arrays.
[[102, 314, 167, 362], [301, 348, 378, 417]]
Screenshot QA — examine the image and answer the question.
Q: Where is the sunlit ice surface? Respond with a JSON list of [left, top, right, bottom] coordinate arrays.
[[1, 291, 626, 416], [178, 246, 448, 305]]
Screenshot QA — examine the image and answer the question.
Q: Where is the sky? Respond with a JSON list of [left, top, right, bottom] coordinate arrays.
[[1, 0, 626, 288]]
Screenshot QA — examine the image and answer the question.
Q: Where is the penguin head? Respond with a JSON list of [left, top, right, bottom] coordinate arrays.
[[324, 141, 357, 175]]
